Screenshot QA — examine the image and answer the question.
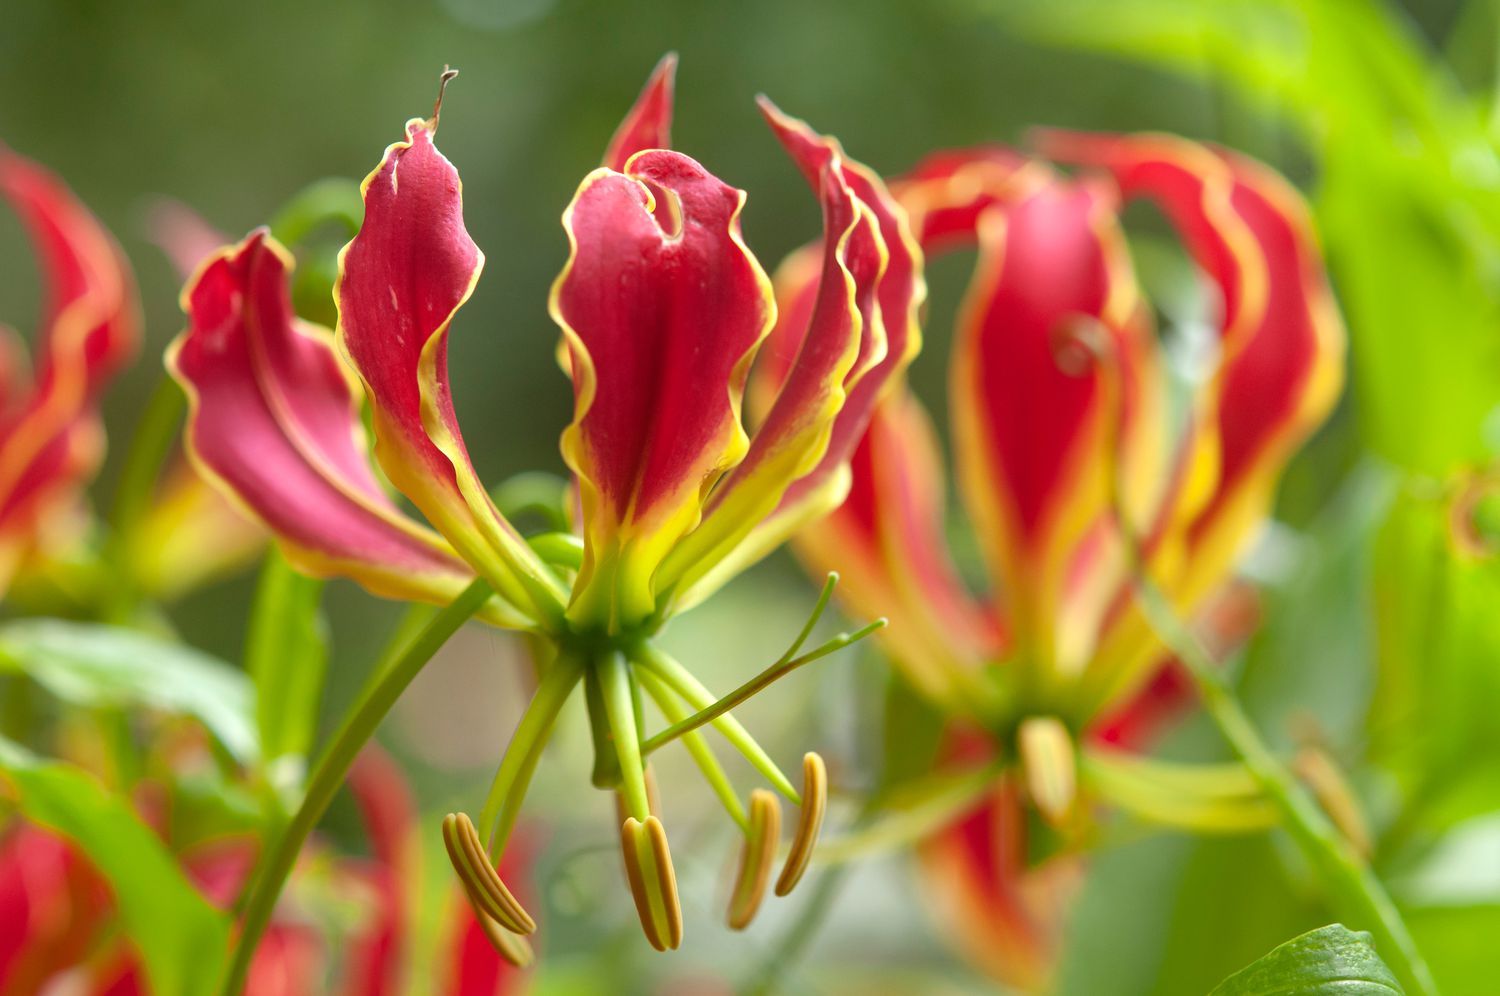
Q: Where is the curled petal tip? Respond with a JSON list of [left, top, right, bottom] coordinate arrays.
[[775, 752, 827, 896], [727, 788, 782, 929]]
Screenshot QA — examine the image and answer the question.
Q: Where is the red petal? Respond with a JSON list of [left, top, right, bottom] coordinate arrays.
[[170, 230, 485, 607], [947, 173, 1155, 667], [552, 150, 773, 625], [0, 147, 138, 571], [338, 119, 560, 621], [602, 54, 677, 171]]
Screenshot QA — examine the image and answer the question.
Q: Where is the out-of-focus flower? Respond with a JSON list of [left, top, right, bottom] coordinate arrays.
[[167, 57, 914, 953], [0, 749, 522, 995], [776, 134, 1343, 988], [0, 146, 138, 592]]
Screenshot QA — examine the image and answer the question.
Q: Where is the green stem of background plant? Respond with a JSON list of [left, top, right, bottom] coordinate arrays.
[[103, 376, 186, 622], [1131, 575, 1437, 996], [217, 579, 490, 996]]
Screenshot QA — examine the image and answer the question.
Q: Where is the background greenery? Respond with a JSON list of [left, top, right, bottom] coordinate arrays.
[[2, 0, 1497, 993]]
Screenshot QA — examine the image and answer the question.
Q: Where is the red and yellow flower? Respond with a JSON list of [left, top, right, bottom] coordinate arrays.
[[0, 146, 138, 592], [167, 57, 918, 953], [776, 134, 1344, 987]]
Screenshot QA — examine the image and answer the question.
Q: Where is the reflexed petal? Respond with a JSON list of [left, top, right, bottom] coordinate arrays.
[[337, 118, 563, 623], [551, 150, 774, 626], [659, 105, 886, 600], [793, 392, 1001, 710], [602, 54, 677, 172], [0, 147, 138, 576], [169, 230, 505, 615], [665, 102, 927, 605], [946, 172, 1158, 672], [1042, 132, 1344, 704]]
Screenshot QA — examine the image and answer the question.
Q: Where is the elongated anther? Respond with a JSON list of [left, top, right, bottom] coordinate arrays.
[[727, 789, 782, 929], [775, 752, 827, 896], [474, 906, 536, 968], [620, 816, 683, 951], [1018, 717, 1077, 826], [1294, 746, 1373, 858], [442, 813, 536, 934]]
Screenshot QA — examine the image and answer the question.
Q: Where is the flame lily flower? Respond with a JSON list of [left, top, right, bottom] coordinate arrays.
[[0, 146, 138, 592], [168, 57, 917, 952], [775, 134, 1343, 987], [0, 750, 522, 996]]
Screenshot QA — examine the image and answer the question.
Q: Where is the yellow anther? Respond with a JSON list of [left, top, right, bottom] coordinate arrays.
[[727, 789, 782, 929], [1018, 717, 1077, 826], [620, 815, 683, 951], [441, 812, 536, 934], [474, 906, 535, 968], [775, 752, 827, 897]]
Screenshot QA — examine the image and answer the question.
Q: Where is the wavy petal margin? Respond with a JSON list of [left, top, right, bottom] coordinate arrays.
[[169, 230, 509, 616], [602, 54, 677, 172], [550, 149, 774, 627], [337, 118, 564, 624], [0, 147, 138, 580]]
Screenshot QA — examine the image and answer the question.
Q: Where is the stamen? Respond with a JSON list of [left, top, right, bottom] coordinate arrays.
[[613, 765, 663, 824], [775, 752, 828, 896], [620, 816, 683, 951], [474, 906, 536, 968], [727, 789, 782, 930], [1018, 717, 1077, 826], [1294, 746, 1373, 858], [638, 668, 749, 830], [442, 812, 536, 934], [639, 618, 886, 758]]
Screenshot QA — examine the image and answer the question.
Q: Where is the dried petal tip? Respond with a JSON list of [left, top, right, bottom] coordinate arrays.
[[1018, 717, 1077, 826], [775, 752, 827, 896], [430, 65, 460, 129], [621, 816, 683, 951], [441, 812, 536, 934], [727, 789, 783, 929]]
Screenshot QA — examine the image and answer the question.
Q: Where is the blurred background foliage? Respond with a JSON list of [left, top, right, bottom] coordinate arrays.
[[3, 0, 1500, 993]]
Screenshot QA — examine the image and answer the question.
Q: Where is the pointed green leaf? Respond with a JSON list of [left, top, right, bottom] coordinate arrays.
[[1209, 924, 1403, 995]]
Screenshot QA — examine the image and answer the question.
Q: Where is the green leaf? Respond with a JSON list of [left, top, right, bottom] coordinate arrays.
[[0, 619, 257, 765], [0, 735, 228, 996], [1209, 923, 1403, 995], [244, 547, 328, 767]]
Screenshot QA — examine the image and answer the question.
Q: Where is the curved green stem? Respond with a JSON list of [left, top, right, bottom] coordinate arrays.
[[476, 649, 583, 854], [103, 376, 186, 621], [217, 579, 490, 996], [598, 650, 651, 820], [1129, 575, 1437, 996], [633, 645, 798, 802], [637, 668, 748, 829]]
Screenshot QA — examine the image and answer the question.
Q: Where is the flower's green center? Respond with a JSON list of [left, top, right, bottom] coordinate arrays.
[[440, 571, 880, 957]]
